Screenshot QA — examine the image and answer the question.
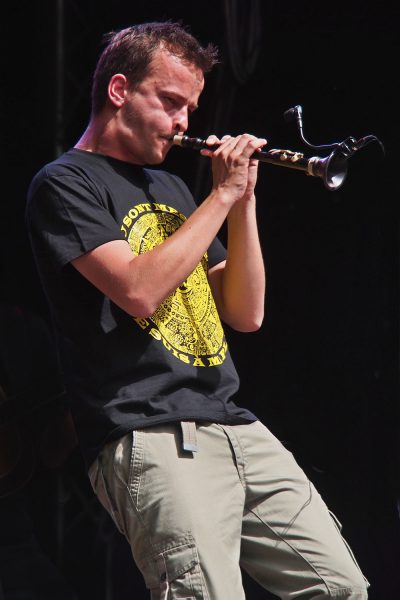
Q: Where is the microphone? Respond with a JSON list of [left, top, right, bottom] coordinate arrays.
[[284, 105, 338, 150], [283, 105, 384, 158], [283, 105, 303, 134]]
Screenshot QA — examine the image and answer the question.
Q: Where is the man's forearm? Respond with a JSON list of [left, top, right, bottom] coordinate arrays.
[[215, 196, 266, 332]]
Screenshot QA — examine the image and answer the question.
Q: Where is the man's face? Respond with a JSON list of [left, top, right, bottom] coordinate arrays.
[[117, 49, 204, 165]]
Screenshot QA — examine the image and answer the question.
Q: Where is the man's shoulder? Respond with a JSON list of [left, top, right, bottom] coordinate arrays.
[[29, 149, 89, 190], [28, 149, 122, 201], [41, 149, 111, 178]]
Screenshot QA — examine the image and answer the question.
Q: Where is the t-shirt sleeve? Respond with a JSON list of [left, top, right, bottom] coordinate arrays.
[[27, 172, 125, 269]]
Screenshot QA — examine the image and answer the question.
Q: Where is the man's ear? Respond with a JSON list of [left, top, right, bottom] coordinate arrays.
[[108, 74, 128, 108]]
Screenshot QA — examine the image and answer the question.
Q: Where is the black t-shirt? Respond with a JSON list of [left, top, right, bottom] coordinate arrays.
[[26, 149, 257, 467]]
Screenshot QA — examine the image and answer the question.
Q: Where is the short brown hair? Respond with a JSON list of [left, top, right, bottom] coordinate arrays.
[[91, 21, 218, 115]]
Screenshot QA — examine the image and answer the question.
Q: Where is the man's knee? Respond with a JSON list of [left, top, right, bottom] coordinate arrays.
[[323, 588, 368, 599], [300, 564, 369, 599], [321, 575, 369, 599]]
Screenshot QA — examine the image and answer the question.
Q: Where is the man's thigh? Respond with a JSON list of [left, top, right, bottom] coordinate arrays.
[[89, 423, 247, 599], [222, 421, 369, 599]]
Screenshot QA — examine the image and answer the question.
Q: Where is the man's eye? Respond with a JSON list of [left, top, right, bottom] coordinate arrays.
[[163, 96, 175, 105]]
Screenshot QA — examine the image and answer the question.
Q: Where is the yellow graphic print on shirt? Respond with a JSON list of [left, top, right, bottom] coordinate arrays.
[[121, 202, 228, 367]]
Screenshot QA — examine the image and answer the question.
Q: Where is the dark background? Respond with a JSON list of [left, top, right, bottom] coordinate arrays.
[[0, 1, 398, 599]]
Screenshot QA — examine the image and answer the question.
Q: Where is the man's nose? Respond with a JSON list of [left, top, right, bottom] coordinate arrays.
[[173, 107, 189, 133]]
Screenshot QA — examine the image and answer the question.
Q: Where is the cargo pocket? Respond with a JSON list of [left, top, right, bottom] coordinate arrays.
[[138, 536, 207, 599]]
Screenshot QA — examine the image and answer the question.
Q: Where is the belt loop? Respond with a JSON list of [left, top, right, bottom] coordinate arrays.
[[180, 421, 198, 453]]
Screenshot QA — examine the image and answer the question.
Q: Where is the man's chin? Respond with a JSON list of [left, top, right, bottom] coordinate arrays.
[[146, 147, 169, 165]]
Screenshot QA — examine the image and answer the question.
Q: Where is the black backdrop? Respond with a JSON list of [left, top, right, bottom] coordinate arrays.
[[1, 1, 398, 599]]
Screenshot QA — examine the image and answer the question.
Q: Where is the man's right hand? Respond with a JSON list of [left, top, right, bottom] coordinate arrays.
[[200, 133, 267, 206]]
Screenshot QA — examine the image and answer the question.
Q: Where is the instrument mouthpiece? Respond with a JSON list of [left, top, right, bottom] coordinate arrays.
[[172, 135, 185, 146]]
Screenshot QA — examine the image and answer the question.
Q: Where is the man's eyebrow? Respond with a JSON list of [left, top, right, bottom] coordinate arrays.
[[161, 89, 199, 112]]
